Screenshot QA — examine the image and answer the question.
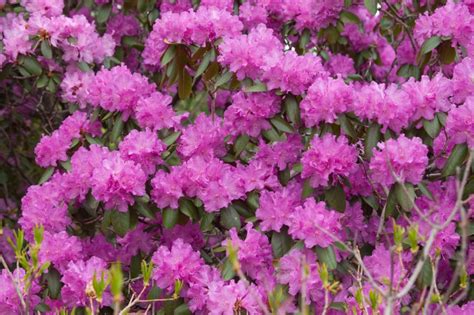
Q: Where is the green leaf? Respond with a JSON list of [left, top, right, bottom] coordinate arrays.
[[122, 36, 144, 51], [111, 211, 130, 237], [193, 50, 212, 81], [338, 114, 356, 139], [394, 182, 415, 211], [163, 208, 179, 229], [244, 82, 267, 93], [340, 10, 360, 24], [21, 56, 42, 76], [420, 36, 442, 56], [45, 268, 62, 299], [38, 167, 54, 184], [136, 200, 155, 219], [233, 134, 249, 157], [174, 304, 191, 315], [220, 206, 241, 230], [220, 258, 235, 280], [178, 68, 193, 100], [161, 45, 176, 67], [111, 115, 124, 143], [270, 116, 294, 133], [418, 182, 434, 201], [283, 95, 301, 126], [40, 40, 53, 59], [36, 74, 49, 88], [416, 258, 433, 288], [437, 40, 456, 65], [179, 198, 199, 221], [325, 185, 346, 212], [214, 71, 233, 88], [315, 246, 337, 270], [364, 123, 380, 159], [163, 131, 181, 146], [96, 4, 112, 24], [423, 116, 441, 138], [137, 0, 147, 13], [271, 231, 293, 259], [364, 0, 377, 15], [442, 144, 468, 177]]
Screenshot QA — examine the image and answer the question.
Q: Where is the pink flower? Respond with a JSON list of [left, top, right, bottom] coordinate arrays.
[[135, 92, 187, 130], [61, 257, 109, 307], [301, 77, 354, 127], [38, 231, 83, 271], [178, 113, 227, 158], [277, 248, 323, 303], [224, 92, 280, 137], [288, 198, 342, 248], [301, 134, 357, 188], [225, 223, 274, 283], [404, 74, 452, 121], [151, 239, 204, 290], [91, 150, 147, 212], [452, 57, 474, 104], [369, 135, 428, 186], [119, 129, 166, 174], [21, 0, 64, 16], [256, 182, 302, 232], [446, 97, 474, 148], [87, 65, 155, 118], [35, 112, 97, 167]]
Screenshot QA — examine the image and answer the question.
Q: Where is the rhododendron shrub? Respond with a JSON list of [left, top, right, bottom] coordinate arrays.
[[1, 0, 474, 314]]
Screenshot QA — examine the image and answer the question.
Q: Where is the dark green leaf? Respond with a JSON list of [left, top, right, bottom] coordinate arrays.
[[416, 258, 433, 288], [338, 114, 356, 139], [45, 268, 62, 299], [340, 10, 360, 24], [220, 206, 241, 230], [394, 182, 415, 211], [178, 68, 193, 100], [111, 115, 124, 143], [244, 82, 267, 93], [325, 185, 346, 212], [163, 131, 181, 146], [271, 231, 293, 258], [315, 246, 337, 270], [136, 200, 155, 219], [283, 95, 301, 126], [420, 36, 442, 56], [442, 144, 468, 177], [418, 182, 434, 201], [179, 198, 199, 221], [36, 74, 49, 88], [437, 40, 456, 65], [38, 167, 54, 184], [193, 50, 212, 81], [40, 40, 53, 59], [364, 123, 380, 159], [364, 0, 377, 15], [270, 117, 294, 133], [161, 45, 176, 67], [21, 56, 42, 76], [214, 71, 233, 88], [111, 211, 130, 237], [96, 4, 112, 24], [233, 134, 249, 157], [122, 36, 144, 51], [220, 258, 235, 280], [174, 304, 191, 315], [423, 116, 441, 138], [137, 0, 147, 13], [163, 208, 179, 229]]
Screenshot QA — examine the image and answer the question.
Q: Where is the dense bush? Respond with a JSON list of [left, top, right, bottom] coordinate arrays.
[[0, 0, 473, 314]]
